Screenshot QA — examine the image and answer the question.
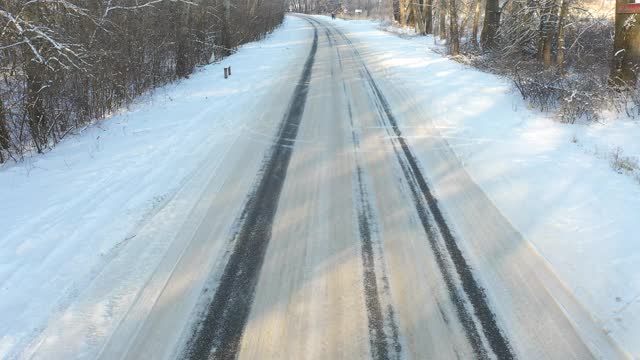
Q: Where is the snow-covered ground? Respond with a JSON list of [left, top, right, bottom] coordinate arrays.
[[0, 17, 312, 359], [1, 12, 638, 359], [323, 16, 640, 357]]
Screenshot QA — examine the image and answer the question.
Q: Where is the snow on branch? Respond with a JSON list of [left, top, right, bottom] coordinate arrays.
[[0, 8, 86, 70], [104, 0, 198, 15]]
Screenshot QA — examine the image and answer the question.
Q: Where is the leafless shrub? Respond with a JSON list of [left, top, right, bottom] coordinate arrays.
[[509, 64, 615, 123], [610, 83, 640, 119], [513, 67, 562, 112], [611, 147, 639, 174], [557, 74, 608, 123]]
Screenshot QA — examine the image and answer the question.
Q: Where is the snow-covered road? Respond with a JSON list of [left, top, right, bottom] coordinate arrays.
[[113, 16, 623, 359], [1, 15, 634, 360]]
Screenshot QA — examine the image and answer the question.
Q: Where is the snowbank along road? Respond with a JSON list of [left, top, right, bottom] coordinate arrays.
[[34, 15, 627, 360]]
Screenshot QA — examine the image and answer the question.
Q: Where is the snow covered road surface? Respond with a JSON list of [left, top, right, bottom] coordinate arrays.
[[333, 16, 640, 358], [0, 14, 634, 360], [132, 16, 623, 359]]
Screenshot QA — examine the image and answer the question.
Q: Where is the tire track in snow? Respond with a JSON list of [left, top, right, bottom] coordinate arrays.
[[348, 101, 403, 360], [360, 64, 488, 360], [322, 18, 514, 360], [360, 60, 511, 360], [354, 160, 404, 360], [322, 17, 403, 359], [182, 22, 319, 360]]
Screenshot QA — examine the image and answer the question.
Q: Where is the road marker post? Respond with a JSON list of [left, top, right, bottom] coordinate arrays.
[[617, 1, 640, 13]]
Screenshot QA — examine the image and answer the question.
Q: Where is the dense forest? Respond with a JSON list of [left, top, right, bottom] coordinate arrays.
[[292, 0, 640, 123], [0, 0, 285, 163]]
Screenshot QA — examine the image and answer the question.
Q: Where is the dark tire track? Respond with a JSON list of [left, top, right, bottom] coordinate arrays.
[[356, 165, 392, 360], [354, 163, 403, 360], [360, 60, 513, 360], [331, 21, 402, 359], [182, 23, 319, 360], [321, 19, 514, 360], [361, 68, 488, 360]]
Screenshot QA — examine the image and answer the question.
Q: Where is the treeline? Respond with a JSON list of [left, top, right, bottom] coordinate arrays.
[[390, 0, 637, 81], [0, 0, 285, 163], [299, 0, 640, 122], [289, 0, 392, 18], [403, 0, 640, 122]]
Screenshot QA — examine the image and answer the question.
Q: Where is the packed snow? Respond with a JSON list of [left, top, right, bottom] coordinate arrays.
[[321, 15, 640, 357]]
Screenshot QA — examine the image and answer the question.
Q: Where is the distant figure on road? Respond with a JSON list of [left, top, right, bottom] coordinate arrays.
[[331, 12, 336, 20]]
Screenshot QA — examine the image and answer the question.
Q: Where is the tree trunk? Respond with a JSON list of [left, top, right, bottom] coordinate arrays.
[[393, 0, 401, 22], [556, 0, 570, 72], [471, 0, 482, 47], [424, 0, 433, 34], [611, 0, 640, 87], [410, 0, 422, 35], [175, 5, 191, 77], [481, 0, 500, 49], [439, 0, 447, 39], [25, 60, 48, 153], [218, 0, 233, 58], [0, 97, 10, 157], [538, 0, 557, 68], [400, 0, 407, 26], [449, 0, 460, 55], [412, 0, 422, 33], [21, 4, 49, 153], [541, 35, 553, 68]]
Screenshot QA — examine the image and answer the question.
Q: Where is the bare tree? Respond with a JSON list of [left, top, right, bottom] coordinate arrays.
[[538, 0, 558, 67], [481, 0, 500, 48], [470, 0, 482, 46], [399, 0, 408, 25], [612, 0, 640, 87], [439, 0, 447, 39], [424, 0, 434, 34], [555, 0, 570, 72], [449, 0, 460, 54], [0, 98, 9, 162]]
